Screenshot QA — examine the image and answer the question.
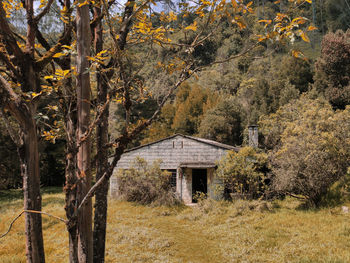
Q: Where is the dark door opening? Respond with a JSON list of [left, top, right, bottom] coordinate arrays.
[[192, 169, 207, 202]]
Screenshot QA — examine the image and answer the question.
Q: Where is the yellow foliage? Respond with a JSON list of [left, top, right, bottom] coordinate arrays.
[[53, 52, 66, 58], [184, 21, 197, 32], [299, 31, 310, 42], [307, 25, 318, 31], [2, 0, 23, 18]]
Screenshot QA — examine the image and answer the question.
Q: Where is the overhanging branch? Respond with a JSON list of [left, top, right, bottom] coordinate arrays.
[[34, 0, 54, 22], [0, 210, 67, 239]]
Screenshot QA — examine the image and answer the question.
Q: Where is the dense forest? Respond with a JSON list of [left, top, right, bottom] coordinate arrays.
[[0, 0, 350, 262], [1, 0, 348, 189], [0, 0, 349, 261]]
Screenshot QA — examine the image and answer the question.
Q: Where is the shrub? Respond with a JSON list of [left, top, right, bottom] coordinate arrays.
[[260, 97, 350, 207], [116, 158, 181, 206], [321, 168, 350, 206], [215, 147, 269, 200], [313, 30, 350, 110]]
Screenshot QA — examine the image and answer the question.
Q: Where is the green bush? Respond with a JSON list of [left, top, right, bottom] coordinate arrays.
[[215, 147, 269, 200], [260, 97, 350, 207], [321, 168, 350, 206], [117, 158, 181, 206]]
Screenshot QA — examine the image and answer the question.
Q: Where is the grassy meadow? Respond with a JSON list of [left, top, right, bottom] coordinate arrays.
[[1, 188, 350, 262]]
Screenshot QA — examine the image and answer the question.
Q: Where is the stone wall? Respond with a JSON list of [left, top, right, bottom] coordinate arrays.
[[115, 135, 229, 170], [110, 135, 234, 203]]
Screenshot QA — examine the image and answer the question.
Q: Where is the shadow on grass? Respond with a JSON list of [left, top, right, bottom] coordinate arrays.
[[0, 187, 63, 204], [295, 198, 348, 211], [0, 189, 23, 203], [42, 217, 60, 230], [41, 186, 63, 196], [42, 196, 65, 207]]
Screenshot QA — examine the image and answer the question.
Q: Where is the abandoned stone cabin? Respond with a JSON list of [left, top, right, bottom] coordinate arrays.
[[110, 127, 258, 204]]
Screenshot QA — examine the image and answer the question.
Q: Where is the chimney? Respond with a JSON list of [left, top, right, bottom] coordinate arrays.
[[248, 125, 258, 148]]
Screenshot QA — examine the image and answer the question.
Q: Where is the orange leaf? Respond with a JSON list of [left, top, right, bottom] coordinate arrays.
[[184, 21, 197, 31], [300, 32, 310, 42], [307, 25, 317, 31]]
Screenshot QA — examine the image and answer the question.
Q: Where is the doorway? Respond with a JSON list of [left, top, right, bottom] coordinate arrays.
[[192, 169, 207, 202]]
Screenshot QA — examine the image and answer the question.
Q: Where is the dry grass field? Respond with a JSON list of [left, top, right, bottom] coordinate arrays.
[[1, 188, 350, 262]]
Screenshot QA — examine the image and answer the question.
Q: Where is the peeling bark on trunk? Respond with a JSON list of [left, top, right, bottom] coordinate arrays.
[[92, 6, 110, 262], [64, 98, 79, 263], [19, 120, 45, 263], [76, 2, 92, 262], [0, 75, 45, 263]]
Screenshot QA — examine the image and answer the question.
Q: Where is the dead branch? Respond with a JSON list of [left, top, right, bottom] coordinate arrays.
[[0, 211, 24, 239], [195, 42, 260, 71], [24, 210, 67, 223], [0, 210, 67, 239], [0, 108, 22, 146], [285, 192, 307, 200], [34, 0, 54, 22], [0, 2, 24, 64], [35, 24, 72, 71], [76, 63, 194, 214]]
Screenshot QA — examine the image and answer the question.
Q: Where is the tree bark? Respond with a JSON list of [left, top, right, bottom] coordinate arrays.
[[92, 5, 110, 262], [0, 75, 45, 263], [18, 119, 45, 263], [76, 1, 92, 262]]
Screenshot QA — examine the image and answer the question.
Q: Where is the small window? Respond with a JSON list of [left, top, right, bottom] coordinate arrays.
[[172, 141, 175, 148], [167, 169, 177, 188]]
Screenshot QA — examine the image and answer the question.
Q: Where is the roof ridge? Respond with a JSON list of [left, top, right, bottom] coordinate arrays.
[[124, 133, 239, 153]]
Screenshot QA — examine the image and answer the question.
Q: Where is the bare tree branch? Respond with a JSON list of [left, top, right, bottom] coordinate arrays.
[[0, 108, 22, 146], [0, 211, 24, 239], [0, 210, 67, 239], [34, 0, 54, 22], [0, 0, 24, 63], [194, 42, 260, 71], [0, 51, 20, 80], [76, 63, 193, 214], [35, 24, 72, 71], [0, 75, 30, 126]]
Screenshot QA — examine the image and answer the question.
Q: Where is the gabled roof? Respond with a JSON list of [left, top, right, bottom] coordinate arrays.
[[124, 134, 240, 153]]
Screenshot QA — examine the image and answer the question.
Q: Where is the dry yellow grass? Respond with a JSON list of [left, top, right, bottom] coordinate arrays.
[[1, 188, 350, 262]]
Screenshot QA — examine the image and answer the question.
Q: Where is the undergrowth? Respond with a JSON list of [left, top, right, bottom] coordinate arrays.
[[1, 189, 350, 262]]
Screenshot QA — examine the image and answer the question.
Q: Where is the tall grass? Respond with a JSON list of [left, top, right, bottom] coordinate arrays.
[[1, 188, 350, 262]]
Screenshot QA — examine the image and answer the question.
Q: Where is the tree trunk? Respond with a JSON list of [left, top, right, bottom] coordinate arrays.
[[64, 106, 79, 263], [18, 118, 45, 263], [76, 1, 92, 262], [92, 5, 110, 262]]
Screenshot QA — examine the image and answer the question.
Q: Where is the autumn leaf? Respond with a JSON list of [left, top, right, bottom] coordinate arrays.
[[258, 19, 272, 23], [168, 11, 177, 22], [291, 50, 307, 61], [292, 50, 301, 58], [185, 21, 197, 31], [307, 25, 317, 31], [31, 92, 42, 98], [78, 0, 88, 7], [257, 35, 266, 42], [53, 52, 66, 58], [62, 45, 72, 49], [300, 31, 310, 42]]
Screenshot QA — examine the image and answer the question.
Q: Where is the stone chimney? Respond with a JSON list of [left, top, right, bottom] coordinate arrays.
[[248, 125, 258, 148]]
